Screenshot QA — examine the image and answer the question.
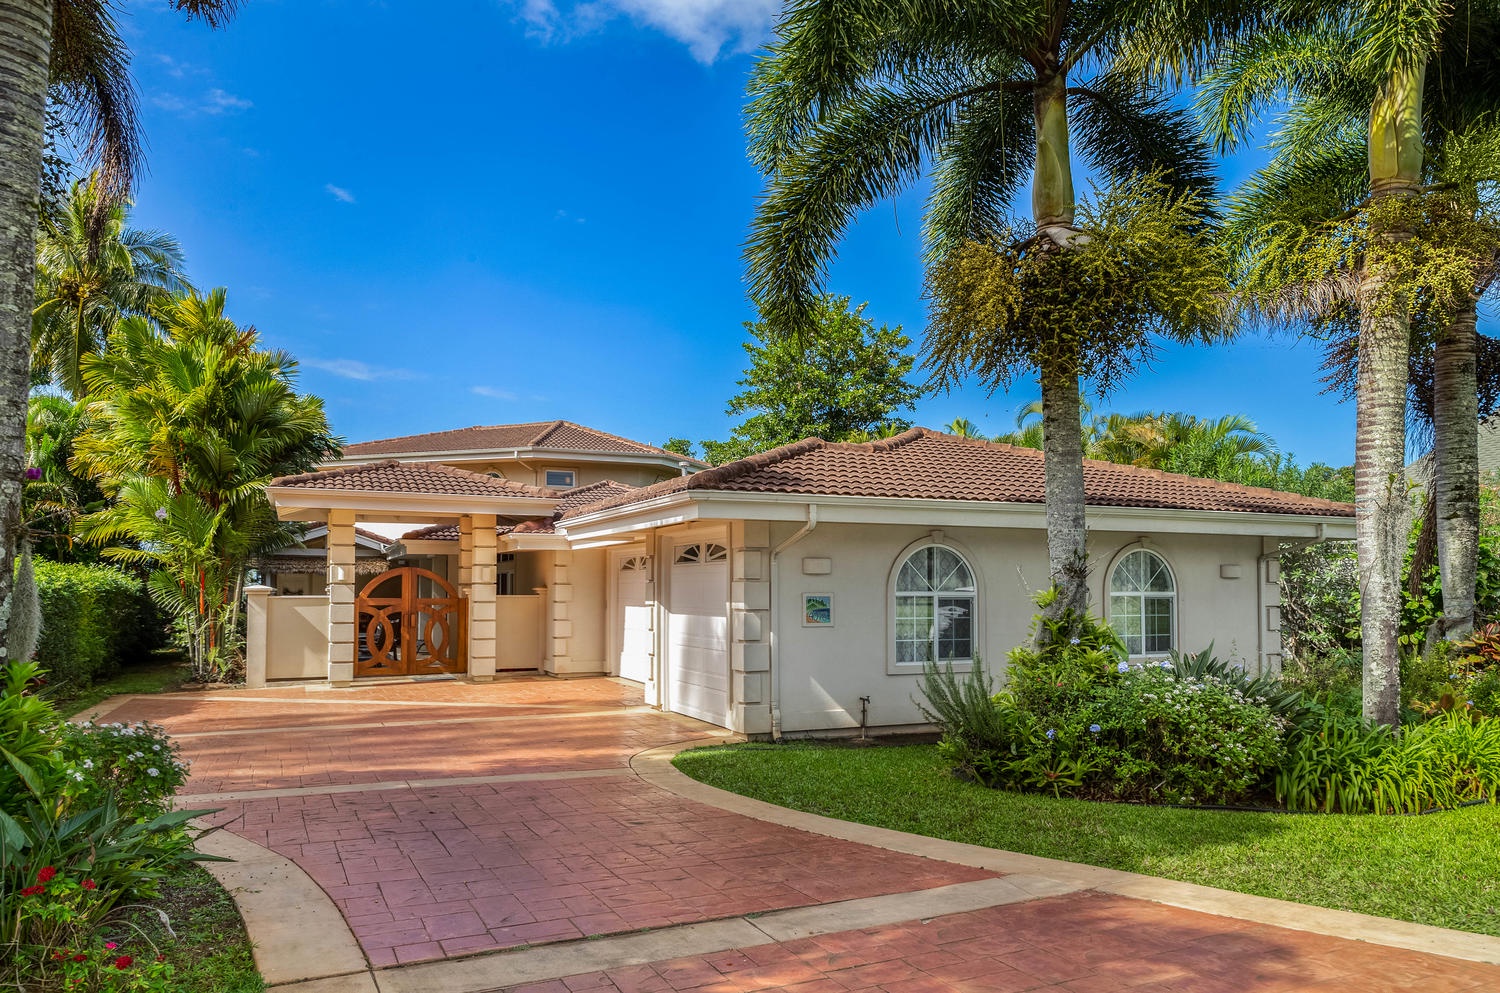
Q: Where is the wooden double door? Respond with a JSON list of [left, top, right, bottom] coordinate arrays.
[[354, 567, 466, 677]]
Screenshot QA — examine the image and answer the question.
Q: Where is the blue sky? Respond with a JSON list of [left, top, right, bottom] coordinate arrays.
[[122, 0, 1370, 465]]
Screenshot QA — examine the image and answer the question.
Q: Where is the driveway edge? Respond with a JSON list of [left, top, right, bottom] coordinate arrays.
[[638, 738, 1500, 966], [194, 820, 373, 987]]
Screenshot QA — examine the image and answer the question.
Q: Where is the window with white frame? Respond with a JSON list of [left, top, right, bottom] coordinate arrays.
[[544, 469, 576, 488], [894, 545, 976, 665], [1109, 548, 1176, 655]]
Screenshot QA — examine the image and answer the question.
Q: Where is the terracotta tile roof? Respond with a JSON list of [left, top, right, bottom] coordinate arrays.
[[342, 420, 706, 465], [398, 480, 637, 542], [270, 461, 559, 500], [563, 429, 1355, 520]]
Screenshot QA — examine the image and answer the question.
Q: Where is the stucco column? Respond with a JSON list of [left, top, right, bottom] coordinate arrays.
[[467, 514, 498, 681], [543, 551, 575, 675], [730, 520, 772, 735], [326, 509, 357, 685], [244, 585, 274, 689]]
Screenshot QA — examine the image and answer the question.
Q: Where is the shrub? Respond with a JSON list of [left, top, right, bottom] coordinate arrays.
[[62, 722, 190, 822], [1078, 662, 1285, 804], [1002, 592, 1125, 720], [32, 561, 164, 689], [1277, 711, 1500, 814]]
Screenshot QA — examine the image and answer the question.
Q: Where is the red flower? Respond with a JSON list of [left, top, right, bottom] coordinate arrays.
[[19, 885, 44, 896], [81, 879, 96, 890], [113, 955, 132, 969], [72, 954, 86, 963], [51, 951, 64, 961], [37, 866, 56, 883]]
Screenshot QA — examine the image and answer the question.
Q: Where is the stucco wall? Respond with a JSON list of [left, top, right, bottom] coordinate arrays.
[[568, 547, 608, 671], [265, 595, 331, 681], [768, 522, 1274, 734]]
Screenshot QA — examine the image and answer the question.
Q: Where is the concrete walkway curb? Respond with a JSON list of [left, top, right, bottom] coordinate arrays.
[[194, 821, 372, 987], [639, 738, 1500, 966]]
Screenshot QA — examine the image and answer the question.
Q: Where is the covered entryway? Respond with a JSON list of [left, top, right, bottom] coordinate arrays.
[[355, 566, 466, 677], [665, 537, 729, 725], [612, 551, 652, 683]]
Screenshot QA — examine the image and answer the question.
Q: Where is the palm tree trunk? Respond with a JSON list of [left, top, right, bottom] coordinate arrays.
[[0, 1, 54, 662], [1030, 66, 1088, 639], [1357, 60, 1425, 727], [1039, 360, 1089, 637], [1032, 72, 1076, 244], [1432, 299, 1480, 641]]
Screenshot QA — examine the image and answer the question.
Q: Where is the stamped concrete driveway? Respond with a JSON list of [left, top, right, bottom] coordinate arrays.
[[99, 678, 1500, 992]]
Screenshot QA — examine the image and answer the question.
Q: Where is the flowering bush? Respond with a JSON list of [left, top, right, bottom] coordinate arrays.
[[62, 721, 190, 821], [1078, 662, 1286, 804]]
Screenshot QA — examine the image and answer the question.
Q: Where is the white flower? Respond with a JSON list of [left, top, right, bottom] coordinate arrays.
[[82, 759, 93, 770], [152, 744, 161, 752], [147, 768, 160, 777]]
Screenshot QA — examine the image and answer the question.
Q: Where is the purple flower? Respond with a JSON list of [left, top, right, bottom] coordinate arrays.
[[1045, 729, 1056, 740], [24, 467, 40, 481], [1089, 724, 1101, 734], [154, 507, 169, 520], [1159, 660, 1173, 670], [1117, 662, 1130, 674]]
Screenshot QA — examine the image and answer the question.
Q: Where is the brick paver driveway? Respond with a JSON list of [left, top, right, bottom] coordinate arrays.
[[102, 678, 1500, 990]]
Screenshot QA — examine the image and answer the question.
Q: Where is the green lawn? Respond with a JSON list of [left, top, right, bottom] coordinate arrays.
[[127, 862, 263, 993], [674, 742, 1500, 936], [57, 654, 191, 719]]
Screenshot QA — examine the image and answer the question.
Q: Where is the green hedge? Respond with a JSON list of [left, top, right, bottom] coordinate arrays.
[[32, 561, 166, 687]]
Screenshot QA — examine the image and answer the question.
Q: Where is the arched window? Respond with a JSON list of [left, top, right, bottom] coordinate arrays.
[[894, 545, 977, 665], [1109, 549, 1176, 656]]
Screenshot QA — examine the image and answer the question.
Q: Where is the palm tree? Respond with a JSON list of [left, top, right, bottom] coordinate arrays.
[[745, 0, 1244, 627], [946, 418, 987, 440], [0, 0, 238, 660], [1201, 1, 1494, 722], [73, 290, 338, 678], [23, 393, 102, 561], [33, 177, 191, 395]]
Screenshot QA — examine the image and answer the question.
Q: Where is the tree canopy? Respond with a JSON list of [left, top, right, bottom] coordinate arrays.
[[702, 295, 923, 465]]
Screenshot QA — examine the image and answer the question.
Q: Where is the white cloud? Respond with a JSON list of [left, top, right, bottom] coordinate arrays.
[[472, 385, 519, 401], [324, 184, 357, 204], [304, 358, 413, 381], [204, 88, 253, 113], [509, 0, 778, 62], [151, 87, 252, 117]]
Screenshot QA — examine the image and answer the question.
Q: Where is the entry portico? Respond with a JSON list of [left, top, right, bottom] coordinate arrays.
[[257, 460, 559, 685]]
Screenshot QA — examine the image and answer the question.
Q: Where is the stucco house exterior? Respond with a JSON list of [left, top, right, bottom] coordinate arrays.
[[251, 421, 1355, 737]]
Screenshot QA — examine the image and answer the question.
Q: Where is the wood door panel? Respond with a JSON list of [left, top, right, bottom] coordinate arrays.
[[355, 567, 466, 677]]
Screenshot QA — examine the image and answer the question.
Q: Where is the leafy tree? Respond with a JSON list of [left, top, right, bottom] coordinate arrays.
[[1201, 0, 1500, 723], [32, 177, 191, 395], [702, 296, 923, 465], [745, 0, 1246, 632], [72, 290, 339, 679], [662, 437, 698, 459], [0, 0, 239, 665]]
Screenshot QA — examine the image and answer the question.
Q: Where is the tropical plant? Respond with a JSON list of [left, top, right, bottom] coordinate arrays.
[[1200, 1, 1500, 724], [743, 0, 1248, 633], [0, 0, 239, 683], [72, 290, 338, 679], [701, 295, 923, 464], [24, 394, 104, 562], [32, 178, 191, 396]]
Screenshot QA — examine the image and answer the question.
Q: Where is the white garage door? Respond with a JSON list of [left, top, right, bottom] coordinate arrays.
[[667, 539, 729, 726], [614, 554, 652, 684]]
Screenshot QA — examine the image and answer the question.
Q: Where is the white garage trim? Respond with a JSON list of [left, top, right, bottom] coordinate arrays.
[[610, 548, 653, 684]]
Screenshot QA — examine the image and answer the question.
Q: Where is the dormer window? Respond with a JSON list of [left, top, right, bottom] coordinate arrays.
[[544, 469, 576, 488]]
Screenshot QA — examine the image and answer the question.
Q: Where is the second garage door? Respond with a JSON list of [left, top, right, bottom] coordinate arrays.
[[666, 538, 729, 726]]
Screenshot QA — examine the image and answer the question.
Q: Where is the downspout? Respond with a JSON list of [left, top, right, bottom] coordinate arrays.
[[769, 505, 818, 741]]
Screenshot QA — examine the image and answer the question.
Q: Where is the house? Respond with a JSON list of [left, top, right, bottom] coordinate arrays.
[[251, 423, 1355, 737]]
